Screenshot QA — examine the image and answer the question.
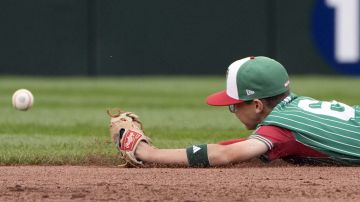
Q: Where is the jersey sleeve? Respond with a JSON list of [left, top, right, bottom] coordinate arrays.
[[249, 125, 294, 150], [248, 125, 327, 161]]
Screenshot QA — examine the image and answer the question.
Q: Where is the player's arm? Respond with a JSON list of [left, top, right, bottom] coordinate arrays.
[[135, 139, 268, 166]]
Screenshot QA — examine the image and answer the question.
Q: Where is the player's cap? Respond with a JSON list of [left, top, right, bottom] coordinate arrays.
[[206, 56, 290, 106]]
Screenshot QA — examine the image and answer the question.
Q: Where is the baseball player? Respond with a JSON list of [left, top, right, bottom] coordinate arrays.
[[108, 56, 360, 167]]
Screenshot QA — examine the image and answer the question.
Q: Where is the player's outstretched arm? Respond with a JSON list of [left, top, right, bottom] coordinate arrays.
[[135, 139, 268, 167], [107, 109, 267, 167]]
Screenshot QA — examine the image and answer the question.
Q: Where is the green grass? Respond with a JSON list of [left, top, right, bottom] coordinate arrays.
[[0, 76, 359, 165]]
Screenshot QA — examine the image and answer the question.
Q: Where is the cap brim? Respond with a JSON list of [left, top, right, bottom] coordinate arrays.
[[206, 90, 244, 106]]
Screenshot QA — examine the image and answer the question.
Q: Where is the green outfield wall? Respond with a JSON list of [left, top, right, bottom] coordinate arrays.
[[0, 0, 351, 75]]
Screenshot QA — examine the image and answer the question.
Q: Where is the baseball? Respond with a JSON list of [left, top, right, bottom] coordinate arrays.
[[12, 89, 34, 111]]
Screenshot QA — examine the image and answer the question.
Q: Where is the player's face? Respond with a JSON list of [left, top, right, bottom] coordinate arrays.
[[230, 100, 264, 130]]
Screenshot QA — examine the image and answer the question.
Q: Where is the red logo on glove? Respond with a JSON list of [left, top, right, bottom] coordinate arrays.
[[120, 130, 142, 151]]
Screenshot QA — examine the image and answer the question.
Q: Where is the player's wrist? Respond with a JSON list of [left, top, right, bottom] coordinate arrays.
[[134, 141, 153, 161], [186, 144, 210, 167]]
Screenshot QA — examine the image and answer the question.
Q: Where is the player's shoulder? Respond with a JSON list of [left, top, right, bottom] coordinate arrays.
[[273, 93, 316, 111], [286, 94, 318, 103]]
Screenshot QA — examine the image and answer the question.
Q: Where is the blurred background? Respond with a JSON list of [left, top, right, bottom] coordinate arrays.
[[0, 0, 359, 76], [0, 0, 360, 165]]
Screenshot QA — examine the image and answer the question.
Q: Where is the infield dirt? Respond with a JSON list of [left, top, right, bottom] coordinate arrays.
[[1, 160, 359, 201]]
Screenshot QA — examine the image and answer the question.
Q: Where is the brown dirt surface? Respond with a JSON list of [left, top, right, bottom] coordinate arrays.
[[1, 160, 360, 201]]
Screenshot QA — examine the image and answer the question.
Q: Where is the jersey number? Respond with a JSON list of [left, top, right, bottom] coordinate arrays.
[[298, 99, 355, 121]]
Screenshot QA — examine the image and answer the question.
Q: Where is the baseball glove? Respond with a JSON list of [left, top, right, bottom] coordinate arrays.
[[107, 109, 152, 167]]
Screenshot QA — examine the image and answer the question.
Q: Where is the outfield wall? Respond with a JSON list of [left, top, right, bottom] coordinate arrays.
[[0, 0, 357, 75]]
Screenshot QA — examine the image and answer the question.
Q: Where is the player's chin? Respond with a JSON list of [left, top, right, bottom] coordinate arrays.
[[243, 123, 257, 130]]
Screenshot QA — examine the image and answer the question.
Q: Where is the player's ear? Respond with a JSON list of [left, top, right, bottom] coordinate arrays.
[[253, 99, 264, 114]]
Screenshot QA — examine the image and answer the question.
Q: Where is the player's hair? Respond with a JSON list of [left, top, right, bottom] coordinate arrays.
[[260, 90, 290, 109], [244, 90, 290, 109]]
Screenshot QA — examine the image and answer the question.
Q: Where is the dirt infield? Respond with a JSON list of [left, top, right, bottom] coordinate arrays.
[[1, 160, 360, 201]]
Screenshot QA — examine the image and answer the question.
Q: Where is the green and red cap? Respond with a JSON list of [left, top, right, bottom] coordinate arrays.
[[206, 56, 290, 106]]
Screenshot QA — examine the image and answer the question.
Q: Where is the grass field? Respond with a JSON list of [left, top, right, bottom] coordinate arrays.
[[0, 76, 359, 165]]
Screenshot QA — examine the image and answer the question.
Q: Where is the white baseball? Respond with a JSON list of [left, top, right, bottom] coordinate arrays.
[[12, 89, 34, 111]]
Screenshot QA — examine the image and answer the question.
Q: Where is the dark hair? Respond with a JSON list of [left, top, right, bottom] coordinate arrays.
[[260, 90, 290, 109], [244, 90, 290, 109]]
